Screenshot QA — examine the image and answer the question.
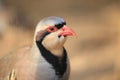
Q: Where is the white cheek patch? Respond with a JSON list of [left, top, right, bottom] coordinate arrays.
[[42, 33, 58, 50], [41, 32, 66, 51], [41, 32, 67, 57]]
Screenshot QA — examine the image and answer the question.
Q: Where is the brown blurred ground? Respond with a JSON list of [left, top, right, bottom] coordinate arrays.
[[0, 0, 120, 80]]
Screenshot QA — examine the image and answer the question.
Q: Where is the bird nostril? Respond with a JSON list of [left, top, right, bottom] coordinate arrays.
[[64, 35, 67, 37], [58, 35, 61, 38], [58, 35, 67, 38]]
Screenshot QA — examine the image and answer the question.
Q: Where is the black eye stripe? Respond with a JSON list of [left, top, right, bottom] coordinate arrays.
[[36, 22, 66, 42], [55, 22, 66, 29]]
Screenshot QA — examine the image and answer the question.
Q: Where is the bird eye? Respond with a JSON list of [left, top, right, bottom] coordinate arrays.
[[47, 26, 58, 32]]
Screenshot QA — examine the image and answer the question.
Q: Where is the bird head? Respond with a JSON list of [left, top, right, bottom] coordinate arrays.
[[34, 16, 76, 56]]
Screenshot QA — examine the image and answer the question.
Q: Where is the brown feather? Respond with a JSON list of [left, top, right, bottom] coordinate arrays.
[[0, 46, 31, 79], [36, 30, 47, 41]]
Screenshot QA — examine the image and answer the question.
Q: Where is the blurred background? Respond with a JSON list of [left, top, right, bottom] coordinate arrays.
[[0, 0, 120, 80]]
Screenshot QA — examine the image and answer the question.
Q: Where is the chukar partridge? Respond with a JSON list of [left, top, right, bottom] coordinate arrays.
[[0, 16, 76, 80]]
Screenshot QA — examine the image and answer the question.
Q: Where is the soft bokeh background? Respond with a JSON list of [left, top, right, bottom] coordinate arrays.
[[0, 0, 120, 80]]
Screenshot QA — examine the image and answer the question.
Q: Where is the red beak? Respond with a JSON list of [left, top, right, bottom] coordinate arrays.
[[60, 26, 76, 37]]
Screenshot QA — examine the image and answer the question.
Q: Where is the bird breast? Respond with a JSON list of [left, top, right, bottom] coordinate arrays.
[[14, 56, 59, 80]]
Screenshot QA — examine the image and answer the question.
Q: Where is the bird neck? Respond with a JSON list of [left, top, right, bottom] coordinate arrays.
[[36, 41, 68, 77], [36, 41, 65, 58], [29, 43, 45, 62], [30, 42, 65, 62], [50, 47, 64, 57]]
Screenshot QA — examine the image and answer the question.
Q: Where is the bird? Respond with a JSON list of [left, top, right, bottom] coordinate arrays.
[[0, 16, 76, 80]]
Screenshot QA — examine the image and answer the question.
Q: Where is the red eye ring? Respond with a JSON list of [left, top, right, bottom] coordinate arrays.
[[47, 26, 58, 32]]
